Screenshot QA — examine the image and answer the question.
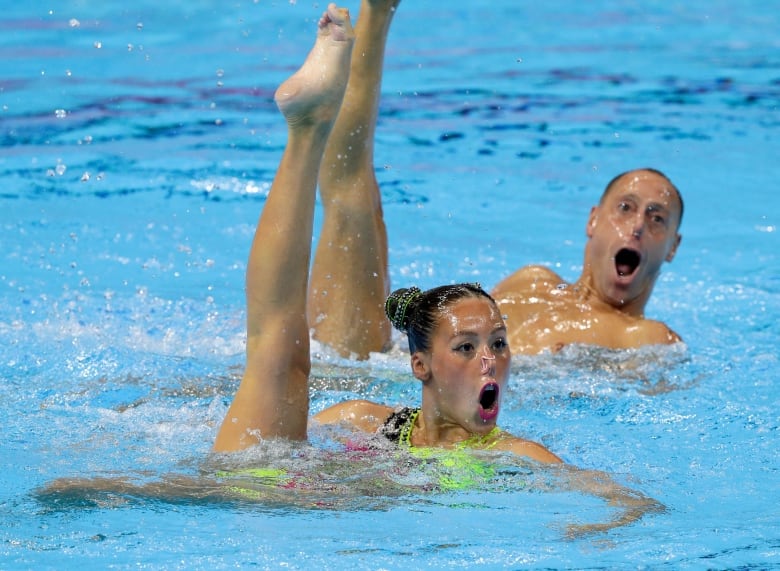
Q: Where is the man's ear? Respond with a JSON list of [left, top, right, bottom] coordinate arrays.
[[586, 206, 599, 238], [411, 352, 431, 383], [666, 233, 682, 262]]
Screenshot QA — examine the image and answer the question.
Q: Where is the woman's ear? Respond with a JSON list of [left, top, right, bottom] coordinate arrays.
[[411, 352, 431, 382]]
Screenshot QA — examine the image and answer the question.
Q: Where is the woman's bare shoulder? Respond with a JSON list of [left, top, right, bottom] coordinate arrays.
[[492, 433, 563, 464], [313, 399, 394, 433]]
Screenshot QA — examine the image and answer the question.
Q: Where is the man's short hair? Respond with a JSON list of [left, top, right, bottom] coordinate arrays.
[[601, 168, 684, 228]]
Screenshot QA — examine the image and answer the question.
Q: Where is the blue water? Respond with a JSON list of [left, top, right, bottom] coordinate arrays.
[[2, 0, 779, 568]]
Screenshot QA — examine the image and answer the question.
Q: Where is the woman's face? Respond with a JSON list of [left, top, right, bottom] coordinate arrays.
[[414, 296, 511, 435]]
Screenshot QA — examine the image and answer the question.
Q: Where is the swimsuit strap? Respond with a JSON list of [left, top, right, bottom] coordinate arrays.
[[455, 427, 502, 450], [380, 407, 420, 444], [397, 408, 501, 450], [399, 408, 420, 447]]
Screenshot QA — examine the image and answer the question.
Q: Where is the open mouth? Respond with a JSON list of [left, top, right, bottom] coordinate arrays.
[[478, 382, 499, 420], [615, 248, 641, 277]]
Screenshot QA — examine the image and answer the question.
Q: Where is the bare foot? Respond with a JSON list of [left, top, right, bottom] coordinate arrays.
[[274, 4, 355, 127], [366, 0, 402, 11]]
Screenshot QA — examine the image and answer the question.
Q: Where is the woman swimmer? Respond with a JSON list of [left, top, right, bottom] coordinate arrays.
[[210, 3, 560, 463], [39, 4, 663, 537]]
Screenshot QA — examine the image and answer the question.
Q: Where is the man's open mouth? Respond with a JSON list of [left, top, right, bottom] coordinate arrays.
[[615, 248, 641, 277]]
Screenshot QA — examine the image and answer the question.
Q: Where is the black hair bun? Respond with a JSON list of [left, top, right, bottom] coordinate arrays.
[[384, 287, 422, 332]]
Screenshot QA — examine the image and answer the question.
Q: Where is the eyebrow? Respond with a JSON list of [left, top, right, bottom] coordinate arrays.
[[450, 324, 507, 338], [646, 202, 670, 214], [620, 193, 672, 214]]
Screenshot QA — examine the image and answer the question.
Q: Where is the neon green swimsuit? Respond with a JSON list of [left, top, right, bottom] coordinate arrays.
[[388, 407, 499, 491], [218, 408, 502, 497]]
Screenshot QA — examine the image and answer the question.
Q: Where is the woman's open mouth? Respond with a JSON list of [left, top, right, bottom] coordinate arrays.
[[478, 382, 500, 421]]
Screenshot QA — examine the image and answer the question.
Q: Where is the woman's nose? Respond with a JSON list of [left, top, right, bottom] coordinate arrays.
[[480, 347, 496, 374]]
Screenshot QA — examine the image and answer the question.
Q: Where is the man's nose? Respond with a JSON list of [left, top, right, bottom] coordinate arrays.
[[631, 213, 645, 238]]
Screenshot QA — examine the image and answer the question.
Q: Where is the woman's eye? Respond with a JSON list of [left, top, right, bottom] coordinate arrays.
[[492, 338, 508, 351], [456, 343, 475, 353]]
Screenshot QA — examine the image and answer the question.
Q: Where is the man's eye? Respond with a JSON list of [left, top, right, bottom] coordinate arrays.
[[646, 208, 667, 227]]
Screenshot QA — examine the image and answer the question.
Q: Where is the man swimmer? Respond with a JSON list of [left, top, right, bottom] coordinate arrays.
[[492, 168, 683, 354], [252, 0, 684, 359]]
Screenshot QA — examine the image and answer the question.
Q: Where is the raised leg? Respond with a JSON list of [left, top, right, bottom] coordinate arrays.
[[213, 5, 355, 452], [308, 0, 401, 359]]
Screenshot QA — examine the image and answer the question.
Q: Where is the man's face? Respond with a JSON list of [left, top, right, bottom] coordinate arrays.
[[585, 170, 682, 310]]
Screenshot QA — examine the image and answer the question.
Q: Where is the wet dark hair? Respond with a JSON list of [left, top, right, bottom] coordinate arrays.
[[601, 167, 684, 228], [384, 283, 497, 353]]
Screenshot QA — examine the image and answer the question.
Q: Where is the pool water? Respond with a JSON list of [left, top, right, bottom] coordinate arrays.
[[2, 0, 779, 568]]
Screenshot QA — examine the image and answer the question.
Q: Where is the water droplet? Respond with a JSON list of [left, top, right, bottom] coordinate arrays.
[[69, 18, 80, 27], [54, 109, 67, 118], [93, 41, 102, 49]]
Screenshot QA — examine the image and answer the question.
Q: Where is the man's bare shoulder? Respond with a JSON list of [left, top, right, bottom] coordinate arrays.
[[632, 317, 683, 346], [571, 305, 681, 348], [492, 265, 565, 298]]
